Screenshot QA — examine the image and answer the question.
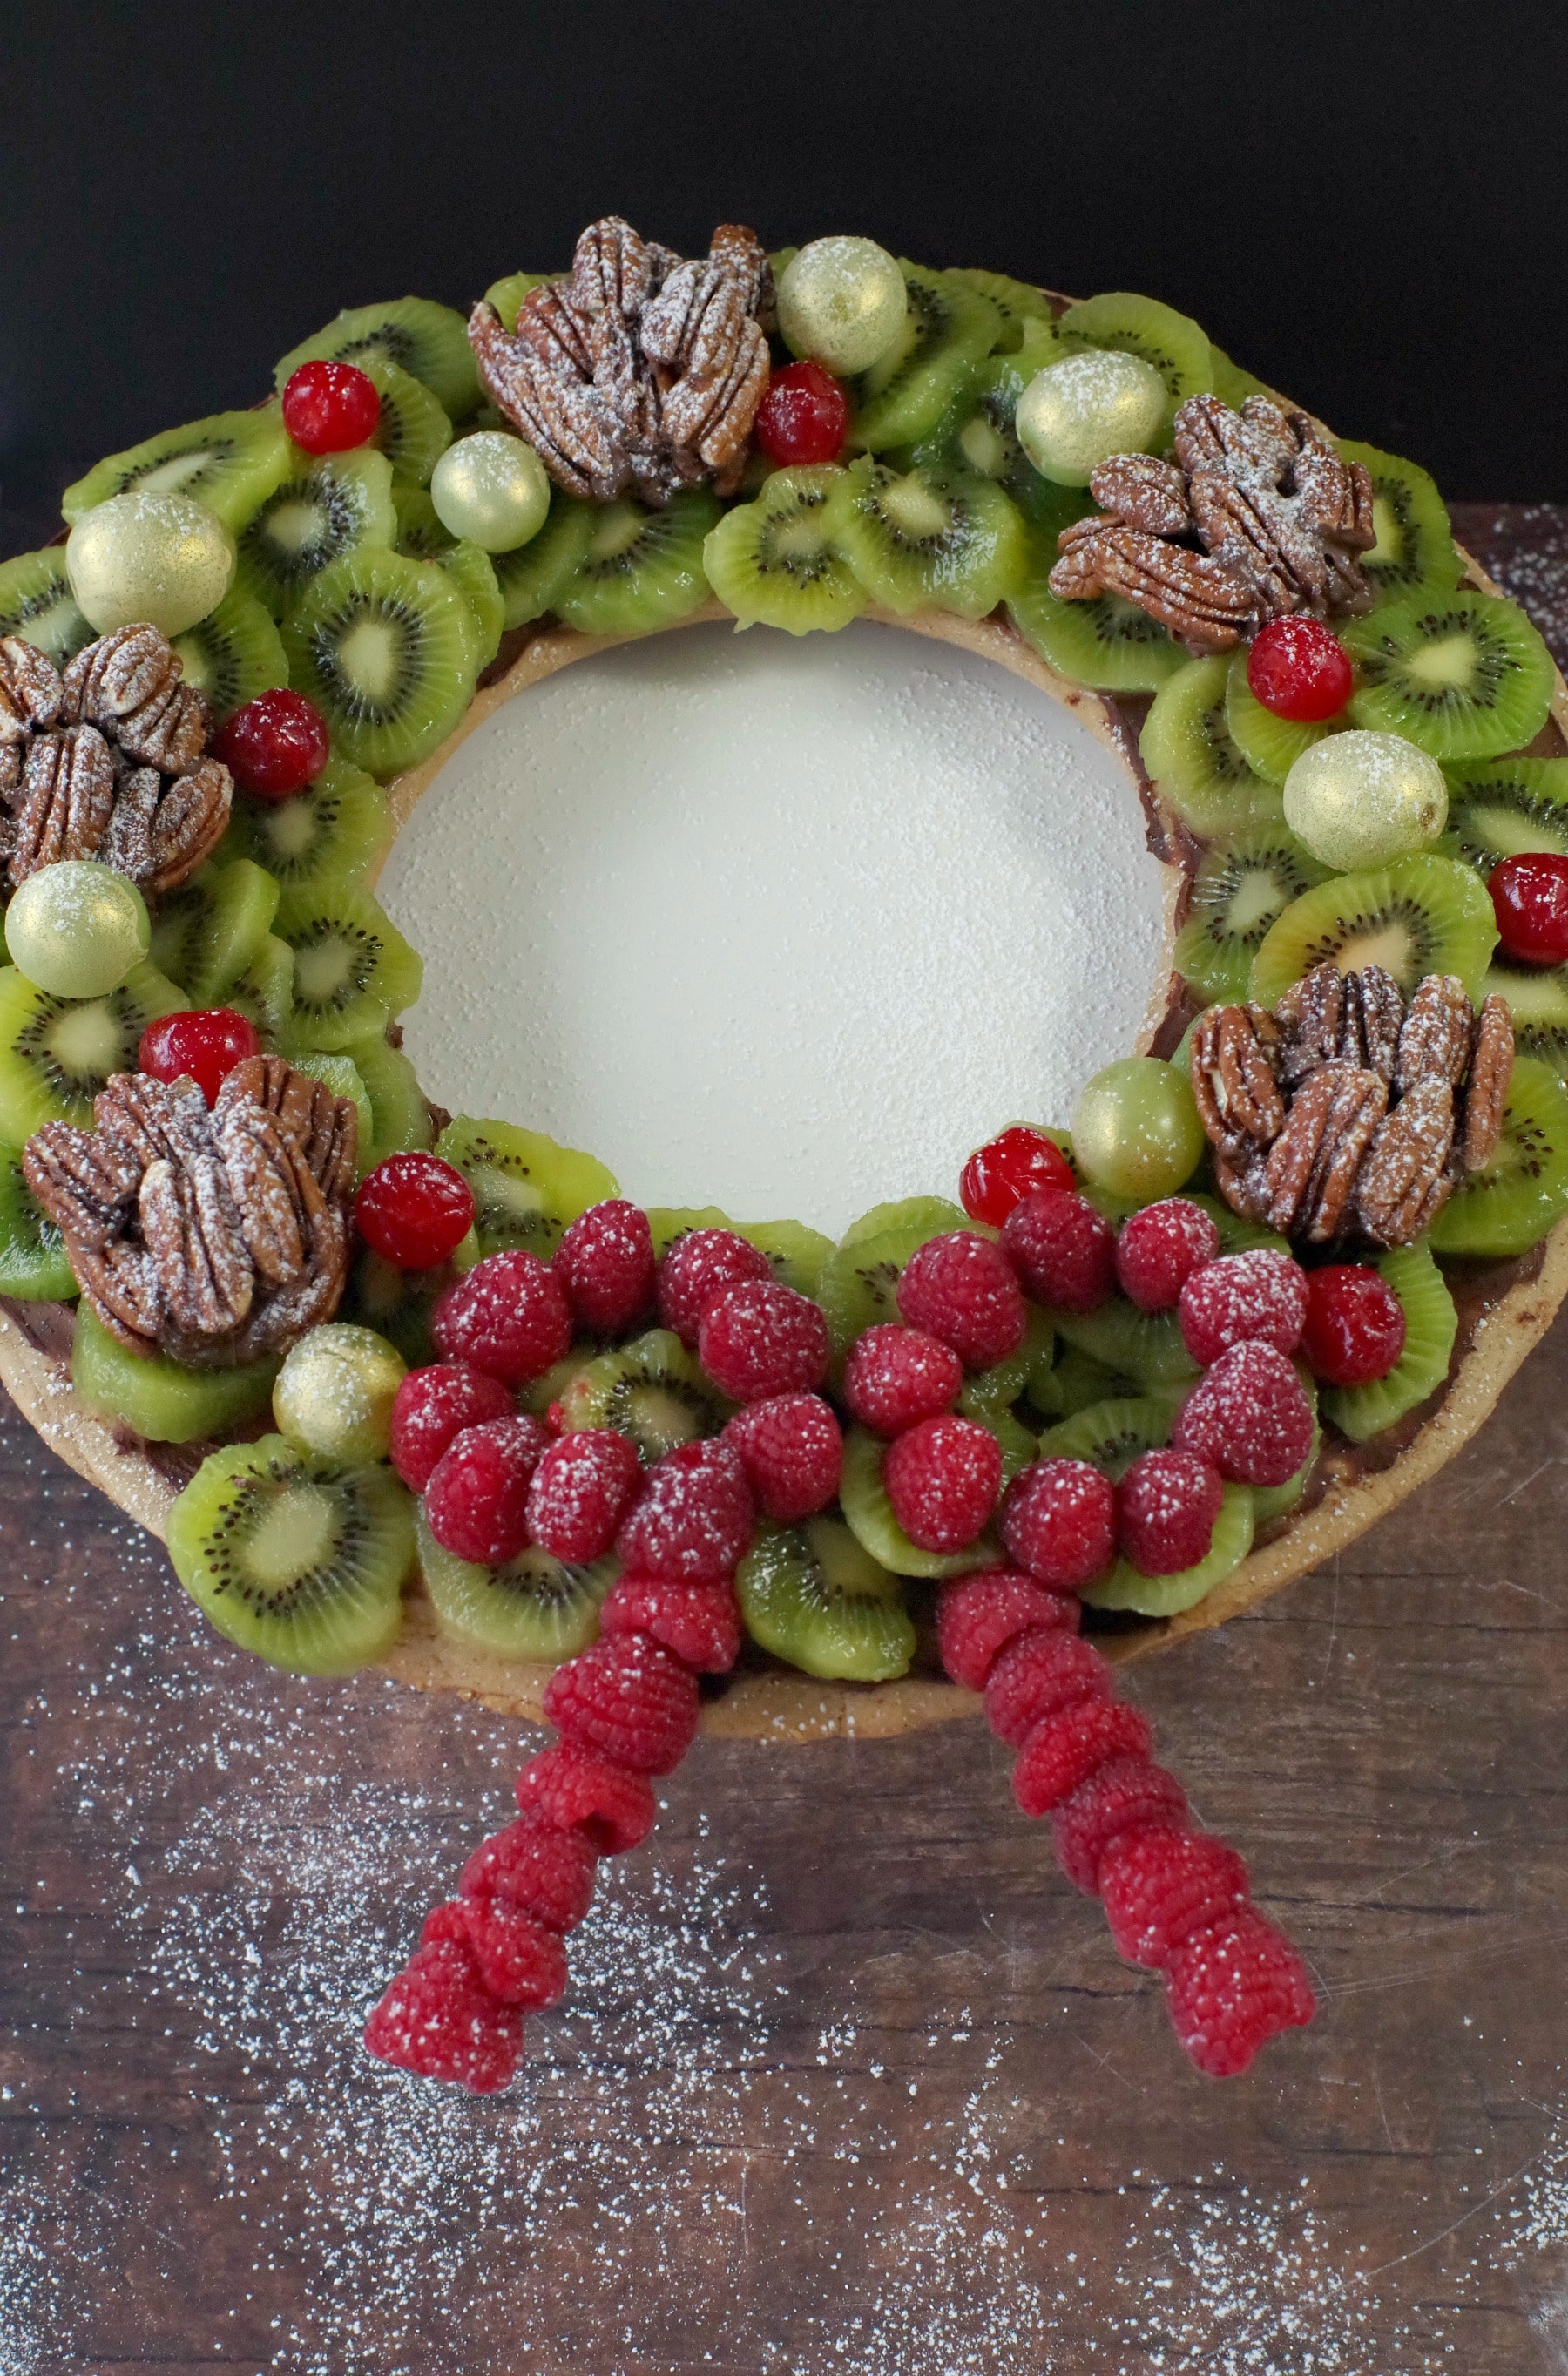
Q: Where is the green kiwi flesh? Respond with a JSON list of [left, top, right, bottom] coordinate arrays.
[[848, 266, 1004, 453], [273, 885, 422, 1052], [490, 487, 598, 627], [274, 297, 481, 421], [1330, 440, 1463, 604], [220, 755, 391, 895], [1174, 824, 1333, 1005], [0, 550, 92, 667], [172, 589, 289, 721], [416, 1502, 617, 1662], [947, 269, 1055, 353], [1343, 592, 1554, 763], [435, 1116, 617, 1260], [839, 1425, 1002, 1580], [1438, 757, 1568, 873], [358, 354, 454, 486], [0, 961, 187, 1139], [1083, 1484, 1254, 1617], [1321, 1242, 1457, 1441], [1054, 293, 1214, 434], [348, 1035, 435, 1168], [222, 934, 294, 1047], [1048, 1298, 1200, 1391], [736, 1516, 915, 1682], [280, 545, 478, 778], [703, 467, 866, 634], [150, 858, 280, 1008], [1224, 650, 1340, 784], [1010, 569, 1184, 694], [1429, 1056, 1568, 1259], [62, 409, 293, 531], [1249, 854, 1499, 1007], [553, 488, 720, 637], [235, 446, 397, 619], [0, 1142, 78, 1299], [73, 1306, 279, 1444], [818, 1210, 965, 1361], [560, 1328, 732, 1456], [825, 461, 1028, 619], [1140, 654, 1282, 835]]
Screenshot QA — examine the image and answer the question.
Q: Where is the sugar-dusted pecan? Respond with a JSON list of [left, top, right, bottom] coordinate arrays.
[[145, 755, 233, 892], [1086, 453, 1193, 538], [64, 621, 210, 773], [1460, 992, 1514, 1172], [1049, 523, 1256, 652], [1355, 1077, 1456, 1245], [1190, 1003, 1286, 1161], [1262, 1061, 1389, 1240], [10, 724, 118, 878], [1395, 973, 1474, 1094], [0, 636, 64, 746]]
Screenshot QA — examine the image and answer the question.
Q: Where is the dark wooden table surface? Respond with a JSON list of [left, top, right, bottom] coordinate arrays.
[[4, 507, 1568, 2376]]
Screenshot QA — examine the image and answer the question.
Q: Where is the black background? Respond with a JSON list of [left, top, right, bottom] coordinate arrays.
[[3, 0, 1565, 554]]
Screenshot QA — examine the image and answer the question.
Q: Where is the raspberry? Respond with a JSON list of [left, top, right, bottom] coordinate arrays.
[[1173, 1340, 1315, 1487], [1012, 1697, 1152, 1818], [389, 1362, 514, 1493], [896, 1231, 1026, 1369], [1051, 1755, 1189, 1894], [1114, 1197, 1219, 1312], [355, 1152, 476, 1270], [1000, 1189, 1115, 1313], [656, 1228, 773, 1349], [280, 357, 382, 455], [1490, 851, 1568, 966], [544, 1633, 700, 1775], [525, 1427, 642, 1562], [1117, 1448, 1224, 1575], [615, 1438, 754, 1582], [1178, 1249, 1308, 1364], [883, 1415, 1002, 1553], [1098, 1828, 1252, 1969], [1163, 1909, 1316, 2077], [841, 1323, 963, 1435], [362, 1939, 522, 2092], [432, 1248, 572, 1384], [459, 1815, 598, 1932], [211, 687, 330, 799], [754, 359, 850, 466], [516, 1743, 654, 1854], [699, 1278, 830, 1401], [983, 1628, 1110, 1748], [138, 1007, 260, 1106], [1300, 1262, 1407, 1386], [422, 1897, 570, 2007], [554, 1198, 655, 1335], [935, 1569, 1079, 1693], [423, 1413, 551, 1564], [1001, 1458, 1116, 1590], [1246, 615, 1353, 723], [961, 1125, 1076, 1228], [599, 1573, 742, 1673], [723, 1392, 841, 1521]]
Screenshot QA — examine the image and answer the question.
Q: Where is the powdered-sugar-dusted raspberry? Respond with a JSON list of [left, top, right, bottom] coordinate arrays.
[[599, 1572, 742, 1673], [1051, 1754, 1189, 1894], [656, 1228, 773, 1349], [983, 1627, 1111, 1747], [525, 1426, 642, 1562], [883, 1414, 1003, 1553], [544, 1633, 701, 1775], [1163, 1907, 1316, 2076], [723, 1392, 842, 1522], [432, 1249, 573, 1384], [1000, 1188, 1116, 1313], [1001, 1457, 1116, 1589], [936, 1568, 1080, 1693], [422, 1896, 571, 2007], [841, 1323, 963, 1436], [699, 1278, 830, 1401], [362, 1938, 523, 2092], [1117, 1448, 1224, 1576], [1114, 1197, 1220, 1312], [1098, 1827, 1251, 1969], [1012, 1697, 1152, 1818], [554, 1198, 656, 1335], [1173, 1339, 1315, 1487], [615, 1437, 754, 1581], [424, 1413, 552, 1566], [459, 1815, 598, 1933], [516, 1742, 655, 1854], [1300, 1262, 1407, 1386], [896, 1231, 1027, 1369], [1178, 1249, 1309, 1364], [389, 1361, 513, 1492]]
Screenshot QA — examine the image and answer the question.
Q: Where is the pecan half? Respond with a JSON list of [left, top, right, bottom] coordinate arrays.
[[1461, 993, 1514, 1172], [1355, 1077, 1456, 1245], [1395, 973, 1473, 1094], [1190, 1004, 1286, 1160], [10, 725, 118, 878], [1048, 523, 1256, 652], [0, 637, 64, 744], [1262, 1062, 1388, 1239]]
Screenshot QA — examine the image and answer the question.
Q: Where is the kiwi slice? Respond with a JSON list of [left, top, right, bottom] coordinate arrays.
[[818, 1213, 958, 1360], [561, 1327, 733, 1457], [438, 542, 504, 670], [1249, 852, 1498, 1007], [435, 1116, 617, 1260], [1222, 649, 1340, 784], [841, 1195, 968, 1249], [150, 858, 280, 1007], [222, 933, 294, 1047], [1054, 293, 1213, 433], [1033, 1342, 1146, 1421], [908, 350, 1085, 531], [490, 485, 598, 628], [1174, 823, 1333, 1005], [839, 1425, 1001, 1580], [1050, 1297, 1200, 1391], [516, 1346, 596, 1420], [356, 354, 453, 487], [825, 461, 1028, 620], [1343, 592, 1554, 764], [737, 1515, 914, 1682], [552, 488, 720, 638], [281, 545, 477, 778], [1010, 567, 1184, 694], [0, 549, 92, 667], [167, 1432, 412, 1673], [948, 269, 1055, 353], [1481, 959, 1568, 1081], [1084, 1486, 1254, 1618], [1321, 1242, 1456, 1442], [1037, 1391, 1181, 1476], [287, 1049, 373, 1170], [416, 1501, 616, 1662], [1184, 1192, 1290, 1259], [1139, 654, 1283, 835], [483, 271, 558, 332], [235, 446, 397, 619], [342, 1246, 450, 1367], [703, 466, 866, 634], [168, 587, 287, 721], [0, 1141, 78, 1300], [0, 960, 186, 1139], [1439, 756, 1568, 874], [1207, 347, 1283, 410], [273, 884, 422, 1052], [61, 409, 292, 532], [960, 1308, 1055, 1484], [391, 483, 455, 561], [72, 1305, 278, 1444], [645, 1204, 731, 1259], [348, 1034, 434, 1167], [734, 1217, 836, 1300], [849, 266, 1004, 453], [1331, 440, 1463, 604], [1429, 1055, 1568, 1259], [274, 297, 481, 422], [220, 754, 391, 896]]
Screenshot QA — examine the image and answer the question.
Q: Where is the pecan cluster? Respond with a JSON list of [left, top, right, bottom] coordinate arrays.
[[0, 625, 232, 894], [1192, 965, 1513, 1246], [1049, 394, 1377, 653], [470, 216, 774, 506], [24, 1057, 358, 1368]]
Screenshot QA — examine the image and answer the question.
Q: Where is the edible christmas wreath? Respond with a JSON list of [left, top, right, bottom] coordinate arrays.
[[2, 217, 1565, 2092]]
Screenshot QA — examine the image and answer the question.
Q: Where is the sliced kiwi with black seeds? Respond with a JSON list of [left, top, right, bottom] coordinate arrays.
[[280, 545, 477, 777], [818, 1210, 963, 1360], [1249, 852, 1498, 1007], [0, 1141, 78, 1300], [220, 755, 391, 895], [515, 1346, 596, 1419], [560, 1327, 733, 1457], [1321, 1243, 1456, 1442], [1031, 1342, 1142, 1421], [172, 588, 290, 721], [1183, 1191, 1290, 1259], [948, 268, 1056, 353], [1037, 1391, 1182, 1477], [348, 1034, 434, 1167], [391, 483, 454, 560], [645, 1204, 731, 1259], [234, 446, 397, 619], [848, 266, 1004, 453], [150, 858, 280, 1008], [0, 960, 187, 1139], [167, 1433, 412, 1673], [703, 466, 866, 634], [416, 1501, 617, 1662], [1343, 592, 1554, 763], [1139, 653, 1283, 835], [553, 487, 720, 637], [1331, 439, 1463, 604], [1224, 648, 1341, 784], [1482, 960, 1568, 1081], [287, 1049, 373, 1170], [1429, 1055, 1568, 1259], [357, 354, 453, 486], [1009, 569, 1184, 694], [61, 409, 293, 531], [737, 1516, 915, 1682], [490, 485, 598, 627], [839, 1425, 1001, 1580], [273, 883, 422, 1052], [1048, 1296, 1200, 1391], [1084, 1484, 1254, 1618], [906, 349, 1082, 531], [73, 1307, 280, 1446], [1174, 823, 1334, 1005], [1438, 756, 1568, 873], [483, 271, 559, 332], [1054, 293, 1213, 434], [221, 933, 294, 1046], [436, 1115, 617, 1260], [841, 1195, 968, 1249], [274, 297, 481, 421], [0, 549, 92, 667], [437, 541, 504, 669], [734, 1217, 836, 1300], [825, 460, 1028, 619]]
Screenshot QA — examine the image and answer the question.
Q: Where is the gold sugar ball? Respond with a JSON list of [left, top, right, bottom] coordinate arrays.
[[1283, 729, 1449, 872], [273, 1323, 407, 1464]]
